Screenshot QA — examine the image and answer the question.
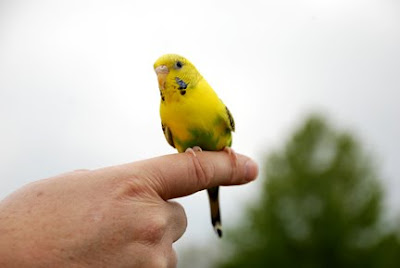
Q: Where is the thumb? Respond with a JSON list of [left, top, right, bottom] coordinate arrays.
[[132, 151, 258, 200]]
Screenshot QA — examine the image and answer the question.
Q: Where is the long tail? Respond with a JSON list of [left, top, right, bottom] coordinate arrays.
[[207, 186, 222, 237]]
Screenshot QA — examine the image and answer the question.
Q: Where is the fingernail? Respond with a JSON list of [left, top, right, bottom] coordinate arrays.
[[245, 159, 259, 182]]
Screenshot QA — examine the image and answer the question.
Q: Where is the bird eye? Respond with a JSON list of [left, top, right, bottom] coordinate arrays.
[[175, 61, 183, 69]]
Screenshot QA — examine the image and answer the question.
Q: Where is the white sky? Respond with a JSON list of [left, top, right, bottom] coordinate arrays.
[[1, 0, 399, 255]]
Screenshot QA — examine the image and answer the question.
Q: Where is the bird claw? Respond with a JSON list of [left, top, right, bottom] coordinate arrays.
[[224, 147, 238, 167], [192, 146, 203, 152], [185, 146, 203, 157]]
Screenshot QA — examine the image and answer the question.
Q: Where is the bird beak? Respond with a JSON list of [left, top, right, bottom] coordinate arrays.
[[155, 65, 169, 90]]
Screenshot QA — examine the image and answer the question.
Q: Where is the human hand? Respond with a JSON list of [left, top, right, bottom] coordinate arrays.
[[0, 152, 258, 268]]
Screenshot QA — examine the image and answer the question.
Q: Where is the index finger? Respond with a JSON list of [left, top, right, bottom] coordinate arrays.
[[131, 151, 258, 200]]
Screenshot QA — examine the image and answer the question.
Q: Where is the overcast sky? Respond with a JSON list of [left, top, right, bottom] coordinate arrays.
[[1, 0, 399, 253]]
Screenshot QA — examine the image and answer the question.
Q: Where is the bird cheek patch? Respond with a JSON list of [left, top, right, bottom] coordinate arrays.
[[175, 77, 188, 90]]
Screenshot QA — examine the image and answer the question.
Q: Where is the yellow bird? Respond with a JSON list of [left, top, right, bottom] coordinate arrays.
[[154, 54, 235, 237]]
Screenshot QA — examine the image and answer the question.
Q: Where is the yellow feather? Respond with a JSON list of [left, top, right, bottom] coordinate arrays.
[[154, 54, 234, 237], [154, 54, 233, 153]]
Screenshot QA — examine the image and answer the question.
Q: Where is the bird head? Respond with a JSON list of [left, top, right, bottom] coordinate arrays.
[[154, 54, 202, 99]]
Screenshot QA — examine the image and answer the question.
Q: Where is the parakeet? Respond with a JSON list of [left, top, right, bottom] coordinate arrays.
[[154, 54, 235, 238]]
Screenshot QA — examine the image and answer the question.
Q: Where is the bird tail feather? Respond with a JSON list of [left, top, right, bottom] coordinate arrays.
[[207, 186, 222, 238]]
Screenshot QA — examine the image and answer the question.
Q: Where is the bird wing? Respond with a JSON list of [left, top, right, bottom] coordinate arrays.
[[225, 106, 235, 132], [161, 122, 175, 148]]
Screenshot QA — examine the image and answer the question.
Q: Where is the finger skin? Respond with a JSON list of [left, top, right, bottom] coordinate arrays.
[[108, 151, 258, 200]]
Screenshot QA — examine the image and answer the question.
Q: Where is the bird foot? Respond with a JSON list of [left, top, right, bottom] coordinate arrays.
[[223, 147, 238, 167], [185, 146, 203, 157]]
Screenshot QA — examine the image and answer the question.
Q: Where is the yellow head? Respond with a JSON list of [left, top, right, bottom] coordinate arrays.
[[154, 54, 202, 100]]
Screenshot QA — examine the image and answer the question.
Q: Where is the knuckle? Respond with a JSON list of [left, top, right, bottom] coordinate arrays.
[[149, 255, 169, 268], [168, 201, 187, 231], [147, 247, 176, 268], [141, 214, 168, 244], [169, 200, 185, 214]]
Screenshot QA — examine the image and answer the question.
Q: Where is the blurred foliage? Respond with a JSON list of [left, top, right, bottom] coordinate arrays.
[[213, 115, 400, 268]]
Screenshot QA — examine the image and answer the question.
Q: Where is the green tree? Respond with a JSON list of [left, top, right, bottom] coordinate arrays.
[[216, 115, 400, 268]]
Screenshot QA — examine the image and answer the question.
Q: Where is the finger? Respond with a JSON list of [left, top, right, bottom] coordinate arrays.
[[165, 201, 187, 242], [135, 151, 258, 200], [168, 248, 178, 268]]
